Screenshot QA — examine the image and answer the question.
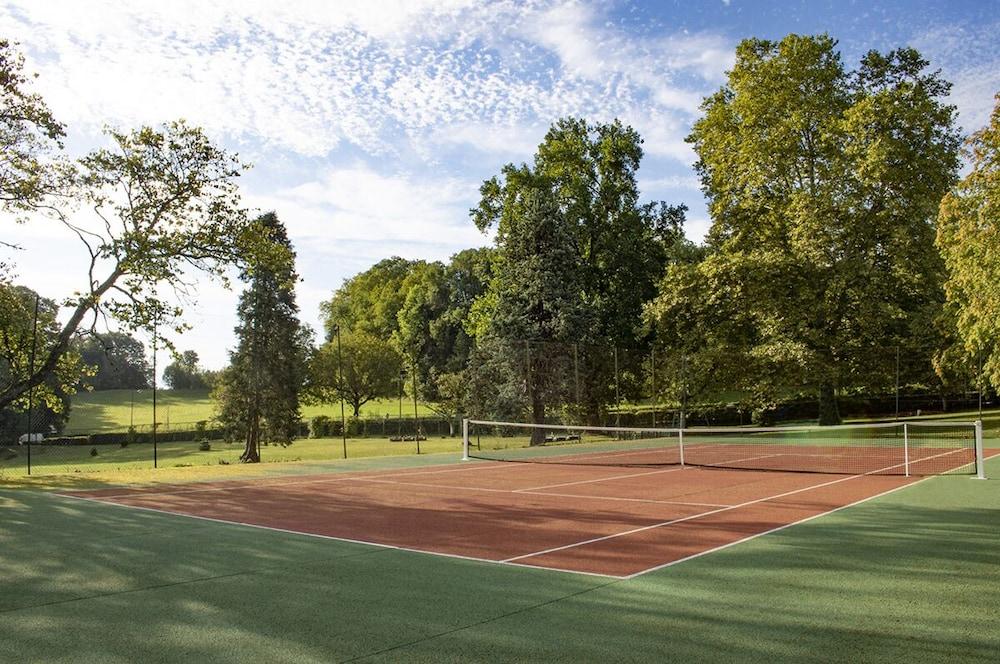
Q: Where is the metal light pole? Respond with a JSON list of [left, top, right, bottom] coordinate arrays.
[[398, 368, 405, 439], [412, 358, 420, 454], [26, 294, 39, 476], [334, 324, 347, 459], [152, 313, 158, 469]]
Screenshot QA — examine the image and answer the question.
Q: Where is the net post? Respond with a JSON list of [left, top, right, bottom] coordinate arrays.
[[461, 418, 470, 461], [903, 422, 910, 477], [678, 429, 685, 467], [974, 419, 986, 480]]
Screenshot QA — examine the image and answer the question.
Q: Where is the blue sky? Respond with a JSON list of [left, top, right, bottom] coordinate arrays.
[[2, 0, 998, 369]]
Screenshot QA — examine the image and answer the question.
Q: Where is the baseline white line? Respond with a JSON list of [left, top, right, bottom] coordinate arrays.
[[622, 449, 1000, 578], [511, 449, 782, 492], [58, 459, 522, 500], [347, 476, 732, 508], [513, 466, 686, 492], [52, 492, 624, 580], [621, 477, 932, 578], [502, 447, 966, 563]]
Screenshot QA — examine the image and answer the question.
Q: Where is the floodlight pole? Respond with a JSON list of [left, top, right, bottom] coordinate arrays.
[[26, 294, 39, 476], [152, 313, 158, 469], [412, 358, 420, 454], [334, 324, 347, 459], [398, 368, 404, 439]]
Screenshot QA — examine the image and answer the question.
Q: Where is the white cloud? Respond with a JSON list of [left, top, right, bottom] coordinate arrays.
[[2, 0, 730, 164]]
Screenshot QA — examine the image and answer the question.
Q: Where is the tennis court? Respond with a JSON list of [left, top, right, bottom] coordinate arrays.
[[58, 420, 993, 577]]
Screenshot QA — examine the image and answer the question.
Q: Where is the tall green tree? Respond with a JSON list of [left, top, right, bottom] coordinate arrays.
[[214, 213, 309, 463], [0, 39, 67, 222], [307, 331, 403, 417], [473, 118, 674, 349], [937, 94, 1000, 389], [0, 120, 259, 411], [0, 284, 84, 438], [162, 350, 208, 390], [683, 34, 960, 424], [320, 257, 420, 341], [471, 186, 590, 439], [74, 332, 150, 390]]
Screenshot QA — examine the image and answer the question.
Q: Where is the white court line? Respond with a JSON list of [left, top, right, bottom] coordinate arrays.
[[53, 492, 623, 580], [502, 447, 968, 563], [61, 459, 524, 500], [348, 476, 732, 508], [513, 466, 687, 492], [621, 449, 1000, 578]]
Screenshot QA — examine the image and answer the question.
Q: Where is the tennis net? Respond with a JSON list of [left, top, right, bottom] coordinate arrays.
[[462, 419, 986, 477]]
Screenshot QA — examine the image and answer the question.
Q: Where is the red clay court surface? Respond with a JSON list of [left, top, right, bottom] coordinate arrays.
[[58, 443, 997, 578]]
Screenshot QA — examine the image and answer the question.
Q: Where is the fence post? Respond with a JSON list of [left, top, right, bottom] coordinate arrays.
[[461, 418, 470, 461], [903, 422, 910, 477], [975, 419, 986, 480]]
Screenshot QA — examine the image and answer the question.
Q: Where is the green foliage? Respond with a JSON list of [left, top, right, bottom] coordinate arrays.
[[473, 117, 680, 348], [681, 34, 961, 424], [73, 332, 150, 390], [308, 330, 403, 417], [309, 415, 333, 438], [0, 39, 67, 221], [163, 350, 209, 390], [213, 213, 310, 462], [320, 257, 418, 340], [0, 119, 257, 412], [937, 95, 1000, 389], [0, 283, 83, 438]]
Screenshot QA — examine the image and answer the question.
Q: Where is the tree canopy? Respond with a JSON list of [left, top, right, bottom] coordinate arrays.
[[678, 34, 961, 423], [937, 95, 1000, 389], [214, 213, 310, 462], [74, 332, 150, 391]]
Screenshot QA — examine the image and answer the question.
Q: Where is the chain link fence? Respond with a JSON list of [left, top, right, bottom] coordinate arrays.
[[465, 340, 993, 429]]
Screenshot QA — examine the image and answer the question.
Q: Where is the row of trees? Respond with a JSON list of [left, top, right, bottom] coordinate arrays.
[[3, 34, 999, 462], [0, 38, 285, 455], [310, 35, 1000, 432]]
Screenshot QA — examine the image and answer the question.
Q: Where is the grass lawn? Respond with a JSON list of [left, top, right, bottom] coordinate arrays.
[[1, 454, 998, 662], [65, 388, 442, 434]]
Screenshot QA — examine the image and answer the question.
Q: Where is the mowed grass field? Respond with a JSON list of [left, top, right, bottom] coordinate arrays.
[[1, 453, 998, 662], [64, 388, 440, 434]]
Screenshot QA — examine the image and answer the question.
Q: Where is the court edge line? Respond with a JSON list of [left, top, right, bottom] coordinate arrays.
[[51, 492, 625, 581], [347, 476, 733, 508], [62, 459, 522, 500], [621, 449, 1000, 579], [502, 447, 969, 562]]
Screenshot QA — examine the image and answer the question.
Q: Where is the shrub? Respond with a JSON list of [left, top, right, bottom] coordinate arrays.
[[310, 415, 332, 438], [89, 447, 99, 457]]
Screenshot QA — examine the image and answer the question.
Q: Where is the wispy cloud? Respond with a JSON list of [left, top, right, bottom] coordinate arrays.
[[1, 0, 731, 164]]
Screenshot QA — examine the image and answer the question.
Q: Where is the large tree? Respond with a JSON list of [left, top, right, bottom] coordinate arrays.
[[471, 186, 590, 439], [320, 257, 420, 341], [162, 350, 208, 390], [308, 330, 403, 417], [0, 284, 83, 438], [0, 39, 67, 222], [74, 332, 150, 390], [214, 213, 309, 463], [0, 120, 260, 411], [937, 94, 1000, 389], [473, 118, 675, 349], [683, 35, 960, 424]]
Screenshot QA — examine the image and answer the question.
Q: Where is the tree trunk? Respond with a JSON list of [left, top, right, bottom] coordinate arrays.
[[817, 383, 841, 426], [530, 392, 546, 445], [240, 414, 260, 463]]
